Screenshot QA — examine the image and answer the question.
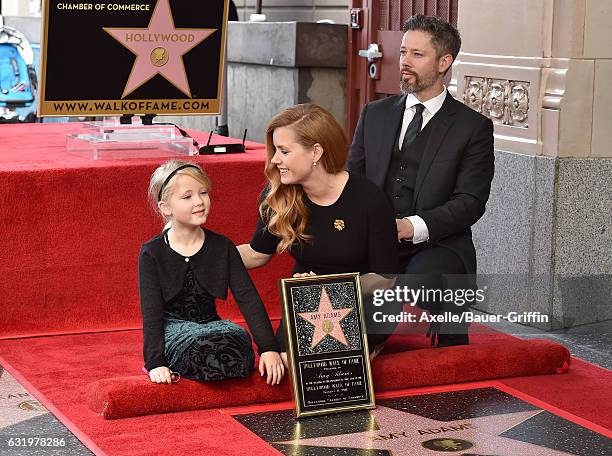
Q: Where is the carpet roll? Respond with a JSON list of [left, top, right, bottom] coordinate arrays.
[[87, 338, 570, 419]]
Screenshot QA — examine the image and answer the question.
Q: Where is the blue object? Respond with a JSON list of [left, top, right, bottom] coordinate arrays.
[[0, 43, 34, 106]]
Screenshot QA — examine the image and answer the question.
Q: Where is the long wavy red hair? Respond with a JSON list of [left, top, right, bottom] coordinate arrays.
[[260, 104, 348, 252]]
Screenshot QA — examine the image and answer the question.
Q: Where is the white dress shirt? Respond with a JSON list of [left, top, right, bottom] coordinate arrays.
[[399, 87, 447, 244]]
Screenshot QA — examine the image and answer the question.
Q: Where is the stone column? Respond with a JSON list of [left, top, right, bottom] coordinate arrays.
[[450, 0, 611, 329], [160, 22, 347, 142]]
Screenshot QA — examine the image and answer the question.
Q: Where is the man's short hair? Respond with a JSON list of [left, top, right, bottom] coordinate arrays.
[[403, 15, 461, 60]]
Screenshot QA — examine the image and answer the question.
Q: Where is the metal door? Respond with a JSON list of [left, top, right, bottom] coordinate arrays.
[[347, 0, 457, 136]]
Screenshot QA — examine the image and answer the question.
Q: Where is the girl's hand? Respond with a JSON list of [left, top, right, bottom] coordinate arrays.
[[293, 271, 316, 278], [149, 366, 173, 384], [259, 351, 285, 385]]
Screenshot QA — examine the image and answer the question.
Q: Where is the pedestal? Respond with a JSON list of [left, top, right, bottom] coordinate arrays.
[[66, 118, 196, 160]]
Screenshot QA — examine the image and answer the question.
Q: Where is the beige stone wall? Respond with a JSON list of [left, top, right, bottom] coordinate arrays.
[[234, 0, 349, 24], [452, 0, 611, 158], [461, 1, 612, 329], [2, 0, 34, 16]]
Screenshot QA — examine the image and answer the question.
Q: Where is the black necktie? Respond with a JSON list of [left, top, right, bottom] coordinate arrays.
[[400, 103, 425, 152]]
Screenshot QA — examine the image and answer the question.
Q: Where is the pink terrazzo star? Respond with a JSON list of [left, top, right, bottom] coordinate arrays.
[[104, 0, 216, 98], [298, 287, 353, 349], [278, 406, 576, 455]]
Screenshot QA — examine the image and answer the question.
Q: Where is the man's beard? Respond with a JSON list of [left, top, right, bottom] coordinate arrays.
[[399, 69, 438, 94]]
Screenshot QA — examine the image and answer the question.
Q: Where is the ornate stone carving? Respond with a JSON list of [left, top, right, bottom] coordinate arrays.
[[465, 79, 484, 113], [463, 77, 530, 128], [484, 82, 505, 120], [510, 84, 529, 123]]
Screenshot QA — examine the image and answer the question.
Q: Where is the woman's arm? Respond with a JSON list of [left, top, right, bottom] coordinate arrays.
[[237, 243, 273, 269], [360, 183, 399, 301], [228, 243, 284, 384], [367, 186, 400, 275], [228, 244, 279, 354], [242, 192, 281, 268]]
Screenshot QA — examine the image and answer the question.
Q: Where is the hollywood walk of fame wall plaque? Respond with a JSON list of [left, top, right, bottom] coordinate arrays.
[[280, 273, 375, 418], [38, 0, 229, 116]]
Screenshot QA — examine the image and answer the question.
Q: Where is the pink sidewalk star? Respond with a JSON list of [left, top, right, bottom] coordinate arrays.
[[278, 406, 574, 455]]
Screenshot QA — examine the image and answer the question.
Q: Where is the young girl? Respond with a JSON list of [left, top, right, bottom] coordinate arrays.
[[139, 160, 284, 385]]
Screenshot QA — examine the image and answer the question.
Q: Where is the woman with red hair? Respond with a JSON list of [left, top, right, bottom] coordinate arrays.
[[238, 104, 398, 366]]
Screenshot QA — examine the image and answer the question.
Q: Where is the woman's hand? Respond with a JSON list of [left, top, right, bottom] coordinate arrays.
[[293, 271, 316, 278], [280, 352, 288, 369], [149, 366, 173, 384], [259, 351, 285, 385]]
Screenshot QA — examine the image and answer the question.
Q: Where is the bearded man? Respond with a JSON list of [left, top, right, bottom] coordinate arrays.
[[348, 15, 494, 347]]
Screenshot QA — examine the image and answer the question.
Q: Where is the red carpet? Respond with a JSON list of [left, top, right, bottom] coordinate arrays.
[[0, 330, 610, 456], [2, 123, 610, 454], [0, 122, 292, 339], [87, 337, 569, 419]]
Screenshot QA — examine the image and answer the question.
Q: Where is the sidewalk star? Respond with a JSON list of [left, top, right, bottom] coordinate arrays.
[[277, 406, 575, 455]]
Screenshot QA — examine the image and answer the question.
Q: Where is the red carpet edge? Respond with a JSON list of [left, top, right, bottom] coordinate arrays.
[[87, 338, 570, 419], [0, 354, 109, 456]]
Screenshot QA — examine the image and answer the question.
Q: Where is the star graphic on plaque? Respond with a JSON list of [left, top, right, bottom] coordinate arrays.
[[297, 287, 353, 349], [103, 0, 216, 98], [277, 405, 576, 455]]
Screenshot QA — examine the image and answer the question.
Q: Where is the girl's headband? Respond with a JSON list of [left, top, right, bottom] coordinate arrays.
[[157, 164, 201, 201]]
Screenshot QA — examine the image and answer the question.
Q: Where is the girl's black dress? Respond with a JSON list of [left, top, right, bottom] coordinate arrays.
[[139, 229, 278, 381]]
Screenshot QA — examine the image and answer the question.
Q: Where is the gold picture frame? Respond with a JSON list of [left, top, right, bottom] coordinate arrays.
[[280, 272, 375, 418]]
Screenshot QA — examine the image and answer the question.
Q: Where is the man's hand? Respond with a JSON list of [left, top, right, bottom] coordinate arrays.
[[360, 272, 397, 296], [259, 351, 285, 385], [396, 218, 414, 242]]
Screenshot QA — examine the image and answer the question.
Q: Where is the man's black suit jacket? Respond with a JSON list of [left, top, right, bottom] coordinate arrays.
[[348, 91, 495, 274]]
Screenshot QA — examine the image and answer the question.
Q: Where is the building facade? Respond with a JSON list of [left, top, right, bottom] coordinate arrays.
[[234, 0, 349, 24]]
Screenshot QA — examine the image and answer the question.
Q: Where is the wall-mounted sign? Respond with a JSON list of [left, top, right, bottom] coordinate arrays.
[[39, 0, 228, 116]]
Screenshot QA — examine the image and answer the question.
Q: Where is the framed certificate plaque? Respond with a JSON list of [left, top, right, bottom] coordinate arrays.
[[281, 273, 375, 418]]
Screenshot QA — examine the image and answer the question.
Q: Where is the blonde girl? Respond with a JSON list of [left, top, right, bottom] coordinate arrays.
[[139, 160, 284, 385]]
